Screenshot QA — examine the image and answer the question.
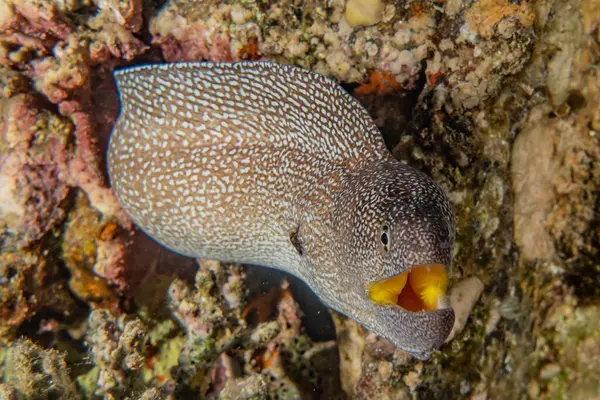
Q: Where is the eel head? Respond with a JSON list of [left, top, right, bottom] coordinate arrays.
[[328, 160, 456, 359]]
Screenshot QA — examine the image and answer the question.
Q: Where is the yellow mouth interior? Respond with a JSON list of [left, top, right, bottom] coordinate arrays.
[[368, 264, 448, 311]]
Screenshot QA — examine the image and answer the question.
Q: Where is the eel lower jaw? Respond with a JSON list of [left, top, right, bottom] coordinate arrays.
[[367, 264, 450, 312]]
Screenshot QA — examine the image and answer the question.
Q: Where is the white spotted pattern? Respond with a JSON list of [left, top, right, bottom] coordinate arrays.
[[107, 62, 456, 358], [108, 62, 387, 273]]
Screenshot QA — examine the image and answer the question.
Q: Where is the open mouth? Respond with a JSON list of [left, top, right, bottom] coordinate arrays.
[[368, 264, 449, 311]]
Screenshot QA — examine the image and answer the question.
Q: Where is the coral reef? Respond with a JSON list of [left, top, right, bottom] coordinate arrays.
[[151, 0, 437, 85], [0, 0, 148, 342], [1, 338, 80, 399], [165, 261, 342, 398], [84, 310, 147, 397], [150, 0, 536, 115], [0, 0, 598, 398]]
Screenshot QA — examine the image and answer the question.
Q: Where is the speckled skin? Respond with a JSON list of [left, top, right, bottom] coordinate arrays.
[[108, 62, 455, 359]]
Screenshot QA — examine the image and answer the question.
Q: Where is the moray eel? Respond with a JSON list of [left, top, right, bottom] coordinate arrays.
[[107, 62, 456, 359]]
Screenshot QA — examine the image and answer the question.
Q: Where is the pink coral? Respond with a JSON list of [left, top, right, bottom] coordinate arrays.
[[154, 28, 236, 62], [28, 40, 133, 230], [0, 94, 71, 246], [65, 111, 131, 228], [0, 0, 151, 312], [95, 232, 129, 292], [0, 0, 72, 41]]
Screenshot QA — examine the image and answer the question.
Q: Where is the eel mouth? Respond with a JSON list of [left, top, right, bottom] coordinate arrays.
[[368, 264, 449, 312]]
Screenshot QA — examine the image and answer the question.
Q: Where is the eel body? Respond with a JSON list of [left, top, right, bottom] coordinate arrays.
[[108, 62, 456, 359]]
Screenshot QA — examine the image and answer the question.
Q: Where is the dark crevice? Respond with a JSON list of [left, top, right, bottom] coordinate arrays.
[[342, 62, 427, 152]]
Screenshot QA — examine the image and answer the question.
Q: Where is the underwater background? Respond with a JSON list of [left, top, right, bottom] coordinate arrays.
[[0, 0, 599, 398]]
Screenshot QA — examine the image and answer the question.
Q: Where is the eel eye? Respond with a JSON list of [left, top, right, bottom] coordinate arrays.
[[380, 225, 389, 252]]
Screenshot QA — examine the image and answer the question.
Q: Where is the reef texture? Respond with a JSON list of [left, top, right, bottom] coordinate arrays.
[[0, 0, 599, 398]]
